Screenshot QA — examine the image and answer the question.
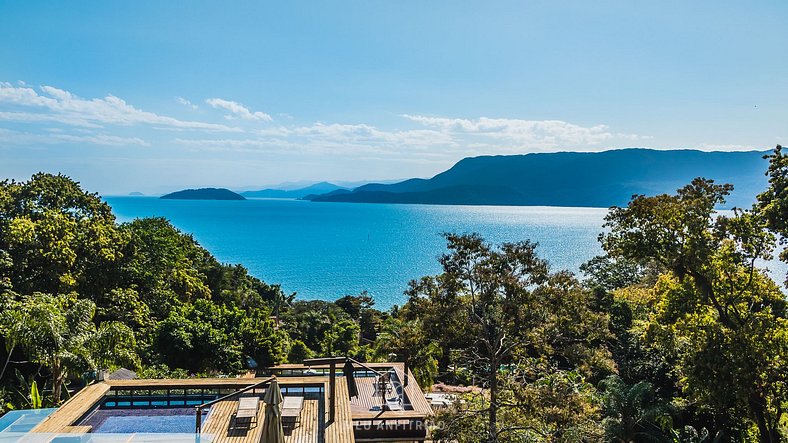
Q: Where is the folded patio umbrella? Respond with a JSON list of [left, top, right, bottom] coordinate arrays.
[[261, 378, 285, 443], [343, 359, 359, 399]]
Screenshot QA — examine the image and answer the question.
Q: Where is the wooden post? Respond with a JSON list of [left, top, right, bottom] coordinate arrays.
[[329, 361, 336, 422], [196, 407, 202, 433]]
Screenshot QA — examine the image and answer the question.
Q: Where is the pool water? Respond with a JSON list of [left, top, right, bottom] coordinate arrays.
[[81, 407, 209, 433], [0, 408, 57, 433]]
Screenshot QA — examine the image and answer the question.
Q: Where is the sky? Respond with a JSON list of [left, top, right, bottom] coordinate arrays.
[[0, 0, 786, 195]]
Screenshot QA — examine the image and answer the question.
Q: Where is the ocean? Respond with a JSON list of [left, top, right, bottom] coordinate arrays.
[[104, 197, 613, 309]]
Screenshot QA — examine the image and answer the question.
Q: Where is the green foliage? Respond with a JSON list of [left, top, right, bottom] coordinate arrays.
[[136, 364, 190, 379], [287, 340, 312, 363], [238, 311, 290, 369], [396, 233, 612, 443], [335, 292, 386, 343], [282, 300, 361, 358], [602, 174, 788, 442], [600, 375, 671, 443], [0, 173, 294, 407], [29, 380, 41, 409], [756, 145, 788, 283], [0, 292, 137, 403], [432, 369, 603, 443], [580, 254, 657, 292], [0, 174, 125, 297], [375, 316, 442, 388]]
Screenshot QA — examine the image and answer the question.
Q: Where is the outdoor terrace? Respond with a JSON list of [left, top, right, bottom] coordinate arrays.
[[267, 362, 432, 442], [28, 376, 354, 443]]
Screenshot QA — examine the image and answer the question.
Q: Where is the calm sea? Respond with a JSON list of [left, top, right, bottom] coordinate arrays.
[[104, 197, 610, 309]]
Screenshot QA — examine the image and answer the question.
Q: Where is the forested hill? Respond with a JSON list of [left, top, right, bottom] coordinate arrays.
[[161, 188, 245, 200], [309, 149, 770, 208]]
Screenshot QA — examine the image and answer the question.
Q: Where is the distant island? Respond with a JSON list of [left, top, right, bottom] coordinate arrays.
[[242, 181, 347, 199], [161, 188, 246, 200], [305, 149, 770, 209], [128, 191, 145, 196]]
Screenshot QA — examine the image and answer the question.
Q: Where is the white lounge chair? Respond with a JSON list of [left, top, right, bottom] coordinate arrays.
[[233, 397, 259, 428], [282, 396, 304, 424]]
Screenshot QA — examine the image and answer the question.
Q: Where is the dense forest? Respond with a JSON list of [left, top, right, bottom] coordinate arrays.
[[2, 146, 788, 442]]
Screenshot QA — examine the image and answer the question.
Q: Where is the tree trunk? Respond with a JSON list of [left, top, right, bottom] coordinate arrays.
[[488, 357, 498, 443], [51, 362, 63, 405], [0, 343, 15, 380], [750, 394, 778, 443]]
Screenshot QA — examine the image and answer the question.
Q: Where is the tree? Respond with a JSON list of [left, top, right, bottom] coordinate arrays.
[[602, 178, 788, 442], [288, 340, 312, 363], [154, 299, 245, 373], [335, 293, 385, 343], [404, 233, 611, 443], [600, 375, 671, 443], [580, 255, 654, 293], [757, 145, 788, 285], [432, 368, 603, 443], [239, 311, 290, 368], [0, 174, 126, 298], [375, 316, 442, 388], [1, 293, 137, 403]]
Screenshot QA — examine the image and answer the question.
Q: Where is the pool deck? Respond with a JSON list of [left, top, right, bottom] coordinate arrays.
[[271, 362, 433, 420], [201, 397, 321, 443], [30, 376, 355, 443]]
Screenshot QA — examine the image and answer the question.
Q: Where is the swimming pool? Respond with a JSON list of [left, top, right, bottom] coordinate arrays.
[[80, 407, 209, 433]]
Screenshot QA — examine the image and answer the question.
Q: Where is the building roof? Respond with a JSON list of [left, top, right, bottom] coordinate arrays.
[[107, 367, 137, 380]]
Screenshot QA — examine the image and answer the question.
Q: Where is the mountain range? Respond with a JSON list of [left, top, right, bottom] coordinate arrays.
[[241, 181, 347, 199], [306, 149, 771, 208]]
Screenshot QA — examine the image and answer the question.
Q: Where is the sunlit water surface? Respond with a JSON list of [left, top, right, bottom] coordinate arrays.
[[105, 197, 786, 309]]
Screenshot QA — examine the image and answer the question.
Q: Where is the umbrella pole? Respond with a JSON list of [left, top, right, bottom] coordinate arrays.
[[329, 361, 336, 422]]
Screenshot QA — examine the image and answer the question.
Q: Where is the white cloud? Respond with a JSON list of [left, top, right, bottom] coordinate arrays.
[[176, 97, 198, 109], [0, 80, 654, 164], [401, 114, 641, 149], [0, 82, 238, 132], [206, 98, 272, 122], [0, 128, 149, 146]]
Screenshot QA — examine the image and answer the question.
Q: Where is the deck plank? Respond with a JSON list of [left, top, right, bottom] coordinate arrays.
[[202, 397, 322, 443], [323, 377, 354, 443], [30, 382, 110, 433]]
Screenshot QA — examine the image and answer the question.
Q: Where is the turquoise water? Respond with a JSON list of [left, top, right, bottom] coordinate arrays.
[[105, 197, 610, 309], [83, 408, 207, 433], [0, 408, 57, 433]]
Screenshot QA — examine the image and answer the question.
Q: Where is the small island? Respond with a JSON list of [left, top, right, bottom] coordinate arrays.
[[160, 188, 246, 200]]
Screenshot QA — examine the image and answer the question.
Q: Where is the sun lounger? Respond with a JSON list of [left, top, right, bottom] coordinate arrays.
[[233, 397, 259, 428], [385, 397, 403, 411], [282, 396, 304, 423]]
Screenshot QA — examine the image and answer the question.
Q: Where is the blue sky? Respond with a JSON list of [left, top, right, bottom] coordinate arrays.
[[0, 0, 786, 194]]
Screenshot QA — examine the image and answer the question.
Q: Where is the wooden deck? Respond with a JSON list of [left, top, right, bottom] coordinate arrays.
[[29, 376, 355, 442], [30, 382, 109, 433], [323, 377, 355, 443], [202, 396, 321, 443], [270, 362, 432, 417]]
